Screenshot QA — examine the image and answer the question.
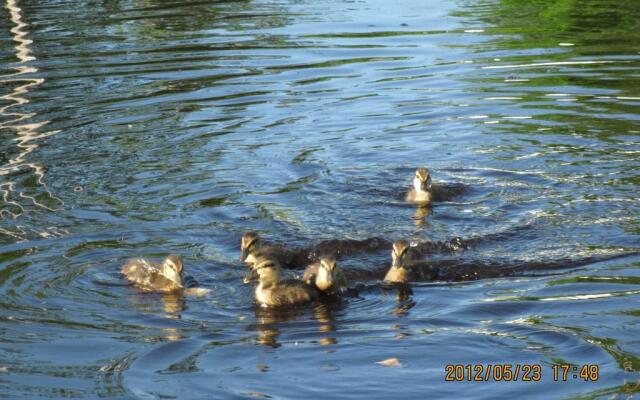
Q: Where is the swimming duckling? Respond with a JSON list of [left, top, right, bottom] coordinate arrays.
[[384, 240, 436, 283], [251, 257, 318, 308], [122, 255, 183, 293], [240, 231, 294, 269], [384, 240, 415, 283], [303, 256, 348, 295], [405, 168, 432, 205]]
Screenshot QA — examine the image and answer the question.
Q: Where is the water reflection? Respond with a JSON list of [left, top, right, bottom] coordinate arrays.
[[313, 303, 338, 344], [253, 306, 305, 348], [126, 291, 185, 319], [0, 0, 639, 398], [161, 327, 183, 342], [5, 0, 34, 63], [388, 284, 416, 316], [251, 301, 343, 348], [1, 0, 61, 230], [461, 0, 640, 143], [162, 292, 185, 315], [411, 205, 432, 227]]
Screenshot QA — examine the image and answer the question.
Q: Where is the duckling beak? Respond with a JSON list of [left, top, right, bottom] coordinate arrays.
[[243, 269, 258, 284], [240, 248, 249, 262]]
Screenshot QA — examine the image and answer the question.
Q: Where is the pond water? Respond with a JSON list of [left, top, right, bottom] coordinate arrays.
[[1, 0, 639, 398]]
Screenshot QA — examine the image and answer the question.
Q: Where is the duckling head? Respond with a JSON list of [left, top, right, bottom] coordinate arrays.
[[240, 231, 261, 264], [391, 239, 413, 269], [162, 254, 184, 286], [316, 256, 338, 291], [413, 168, 432, 193], [384, 240, 415, 283], [253, 257, 281, 288]]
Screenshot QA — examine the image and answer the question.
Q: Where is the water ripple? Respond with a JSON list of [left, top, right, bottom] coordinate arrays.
[[1, 0, 639, 398]]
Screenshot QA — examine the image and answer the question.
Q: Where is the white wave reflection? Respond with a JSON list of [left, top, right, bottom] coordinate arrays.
[[483, 60, 617, 70], [1, 0, 63, 218], [487, 290, 640, 302]]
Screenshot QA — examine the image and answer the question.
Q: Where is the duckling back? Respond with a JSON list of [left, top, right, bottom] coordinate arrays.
[[384, 262, 438, 283], [122, 255, 183, 293], [384, 265, 412, 283], [256, 279, 318, 307], [241, 232, 298, 269], [252, 256, 318, 307], [252, 245, 292, 268]]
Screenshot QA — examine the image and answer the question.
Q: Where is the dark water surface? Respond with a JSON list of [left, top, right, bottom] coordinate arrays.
[[1, 0, 639, 398]]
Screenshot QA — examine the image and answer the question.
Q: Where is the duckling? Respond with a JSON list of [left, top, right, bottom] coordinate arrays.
[[384, 240, 415, 283], [122, 255, 183, 293], [240, 231, 294, 269], [384, 240, 436, 283], [405, 168, 432, 205], [303, 256, 348, 295], [251, 257, 318, 308]]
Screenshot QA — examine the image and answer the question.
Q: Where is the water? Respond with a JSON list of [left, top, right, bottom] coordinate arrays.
[[1, 0, 639, 398]]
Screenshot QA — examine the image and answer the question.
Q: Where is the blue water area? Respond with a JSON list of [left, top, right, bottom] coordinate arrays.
[[1, 0, 639, 398]]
